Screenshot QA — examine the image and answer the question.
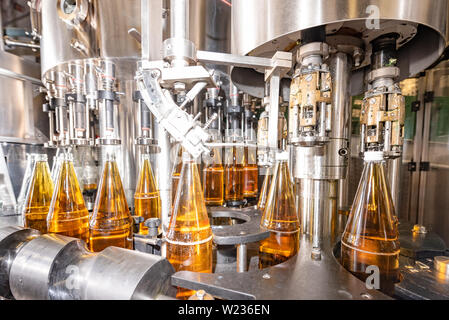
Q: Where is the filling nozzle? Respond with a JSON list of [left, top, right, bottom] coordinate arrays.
[[289, 39, 332, 147], [67, 63, 90, 145], [360, 34, 405, 160], [97, 61, 121, 146]]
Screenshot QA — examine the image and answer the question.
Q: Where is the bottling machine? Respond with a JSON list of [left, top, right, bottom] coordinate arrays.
[[0, 0, 449, 300]]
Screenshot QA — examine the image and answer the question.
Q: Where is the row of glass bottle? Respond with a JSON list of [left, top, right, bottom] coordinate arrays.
[[21, 147, 400, 296], [21, 151, 140, 252], [172, 136, 259, 207]]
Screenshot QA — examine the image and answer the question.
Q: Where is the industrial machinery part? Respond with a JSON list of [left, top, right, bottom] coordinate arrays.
[[209, 207, 270, 273], [231, 0, 448, 97], [172, 235, 390, 300], [289, 40, 332, 147], [360, 35, 405, 159], [0, 226, 175, 300]]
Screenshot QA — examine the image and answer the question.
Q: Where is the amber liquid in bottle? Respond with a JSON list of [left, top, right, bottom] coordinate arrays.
[[89, 156, 133, 252], [23, 157, 54, 233], [259, 156, 300, 269], [134, 156, 161, 235], [166, 152, 213, 300], [203, 164, 224, 206], [225, 146, 243, 203], [47, 154, 90, 243], [341, 157, 400, 295], [242, 147, 258, 199]]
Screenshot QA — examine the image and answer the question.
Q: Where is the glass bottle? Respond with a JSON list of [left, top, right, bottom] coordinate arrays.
[[242, 146, 258, 200], [134, 153, 161, 235], [171, 144, 183, 203], [341, 151, 400, 295], [224, 145, 244, 205], [89, 153, 133, 252], [259, 152, 300, 268], [16, 153, 38, 215], [166, 151, 213, 300], [203, 131, 224, 206], [243, 108, 258, 200], [22, 154, 54, 233], [257, 167, 272, 211], [47, 151, 90, 243]]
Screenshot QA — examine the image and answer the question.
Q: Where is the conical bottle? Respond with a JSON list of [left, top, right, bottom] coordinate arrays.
[[134, 153, 161, 235], [341, 151, 400, 295], [257, 167, 272, 211], [259, 152, 300, 268], [166, 151, 213, 300], [89, 153, 133, 252], [47, 151, 90, 243], [22, 154, 54, 233], [203, 145, 224, 207]]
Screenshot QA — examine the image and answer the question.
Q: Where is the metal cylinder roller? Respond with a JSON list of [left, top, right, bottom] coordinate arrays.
[[0, 227, 40, 299], [0, 227, 176, 300]]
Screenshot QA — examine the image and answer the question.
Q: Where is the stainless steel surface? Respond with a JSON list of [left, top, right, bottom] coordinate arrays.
[[0, 226, 40, 299], [209, 207, 270, 245], [3, 227, 176, 300], [236, 244, 248, 273], [387, 157, 401, 212], [171, 235, 391, 300], [231, 0, 447, 97], [10, 233, 77, 300], [40, 0, 141, 77], [153, 121, 172, 250]]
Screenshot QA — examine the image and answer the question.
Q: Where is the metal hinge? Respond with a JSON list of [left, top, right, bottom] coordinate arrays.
[[424, 91, 434, 103], [420, 162, 430, 171], [408, 161, 417, 172]]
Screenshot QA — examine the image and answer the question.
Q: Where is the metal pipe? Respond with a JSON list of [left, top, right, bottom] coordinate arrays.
[[170, 0, 189, 39], [311, 180, 325, 260], [3, 38, 40, 49], [387, 157, 401, 213], [236, 244, 247, 273], [154, 121, 172, 258]]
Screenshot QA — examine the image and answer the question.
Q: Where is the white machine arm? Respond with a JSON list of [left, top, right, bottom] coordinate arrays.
[[136, 68, 211, 158]]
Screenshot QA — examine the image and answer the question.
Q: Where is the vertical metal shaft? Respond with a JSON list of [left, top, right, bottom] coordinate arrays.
[[236, 244, 247, 273], [387, 157, 401, 213], [170, 0, 189, 39], [268, 74, 280, 154], [154, 121, 172, 257]]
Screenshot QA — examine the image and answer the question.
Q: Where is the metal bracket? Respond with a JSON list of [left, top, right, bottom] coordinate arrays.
[[424, 91, 434, 103], [411, 101, 420, 112], [420, 161, 430, 171], [408, 161, 417, 172]]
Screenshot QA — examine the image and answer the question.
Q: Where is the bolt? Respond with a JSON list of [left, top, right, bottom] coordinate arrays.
[[262, 273, 271, 280]]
